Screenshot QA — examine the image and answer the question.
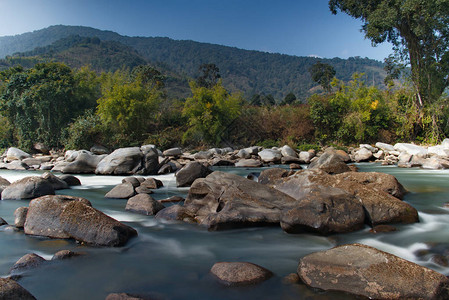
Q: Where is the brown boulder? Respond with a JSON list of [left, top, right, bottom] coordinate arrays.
[[175, 162, 212, 187], [258, 168, 291, 185], [308, 152, 351, 174], [9, 253, 46, 275], [210, 262, 273, 286], [298, 243, 449, 299], [1, 176, 55, 200], [105, 182, 136, 199], [126, 194, 165, 215], [14, 207, 28, 228]]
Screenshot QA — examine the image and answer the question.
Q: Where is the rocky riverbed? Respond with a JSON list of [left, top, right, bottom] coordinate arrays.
[[1, 142, 449, 299]]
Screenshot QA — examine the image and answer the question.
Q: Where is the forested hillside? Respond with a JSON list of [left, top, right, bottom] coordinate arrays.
[[0, 25, 386, 100]]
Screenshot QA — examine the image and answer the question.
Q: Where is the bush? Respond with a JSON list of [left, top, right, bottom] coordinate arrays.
[[63, 110, 105, 150]]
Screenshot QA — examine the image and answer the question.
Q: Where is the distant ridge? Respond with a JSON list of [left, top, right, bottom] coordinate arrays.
[[0, 25, 386, 100]]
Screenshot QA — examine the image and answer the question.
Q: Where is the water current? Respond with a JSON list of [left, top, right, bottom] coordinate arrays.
[[1, 163, 449, 299]]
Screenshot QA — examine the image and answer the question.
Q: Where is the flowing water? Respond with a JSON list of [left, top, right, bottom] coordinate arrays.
[[1, 164, 449, 299]]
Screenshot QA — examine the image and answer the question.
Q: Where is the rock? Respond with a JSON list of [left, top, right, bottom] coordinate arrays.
[[442, 138, 449, 149], [163, 148, 182, 157], [105, 293, 156, 300], [237, 149, 251, 159], [193, 150, 213, 160], [140, 178, 163, 189], [258, 168, 290, 185], [183, 171, 297, 230], [394, 143, 428, 157], [105, 183, 136, 199], [26, 196, 137, 246], [373, 150, 384, 159], [280, 187, 365, 234], [1, 176, 55, 200], [175, 162, 212, 187], [14, 207, 28, 228], [369, 224, 398, 233], [10, 253, 46, 275], [59, 175, 81, 186], [211, 158, 235, 166], [0, 278, 36, 300], [122, 177, 141, 187], [154, 205, 195, 223], [5, 160, 29, 170], [50, 161, 69, 172], [298, 151, 314, 164], [281, 156, 302, 164], [52, 250, 82, 260], [159, 196, 185, 203], [258, 149, 282, 163], [6, 147, 31, 161], [33, 142, 50, 154], [126, 194, 165, 215], [24, 195, 92, 239], [41, 172, 69, 190], [428, 145, 449, 157], [157, 163, 173, 174], [96, 147, 146, 175], [22, 158, 42, 167], [235, 159, 263, 168], [354, 148, 373, 162], [90, 145, 110, 155], [359, 144, 377, 152], [422, 157, 449, 170], [398, 152, 412, 164], [0, 176, 11, 194], [245, 146, 261, 155], [282, 273, 300, 284], [210, 262, 273, 286], [281, 145, 297, 158], [62, 152, 107, 174], [289, 163, 302, 170], [298, 243, 449, 299], [0, 217, 7, 226], [308, 152, 350, 174], [375, 142, 395, 152], [334, 149, 351, 162], [275, 169, 416, 226]]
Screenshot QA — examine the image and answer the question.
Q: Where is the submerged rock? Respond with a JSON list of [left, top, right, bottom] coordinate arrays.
[[210, 262, 273, 286], [52, 250, 83, 260], [0, 278, 36, 300], [298, 243, 449, 299], [9, 253, 46, 275]]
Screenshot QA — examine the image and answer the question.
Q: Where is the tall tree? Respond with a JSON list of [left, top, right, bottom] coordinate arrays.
[[309, 61, 336, 92], [329, 0, 449, 107]]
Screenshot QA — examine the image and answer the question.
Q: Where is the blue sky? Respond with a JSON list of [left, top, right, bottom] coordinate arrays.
[[0, 0, 393, 61]]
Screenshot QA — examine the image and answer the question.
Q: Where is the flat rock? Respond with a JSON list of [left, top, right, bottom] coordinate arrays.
[[210, 262, 273, 286], [298, 243, 449, 299], [0, 278, 36, 300]]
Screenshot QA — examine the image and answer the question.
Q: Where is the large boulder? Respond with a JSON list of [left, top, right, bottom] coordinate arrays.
[[258, 149, 282, 163], [0, 176, 10, 194], [105, 183, 136, 199], [125, 194, 165, 215], [298, 243, 449, 299], [280, 145, 297, 158], [280, 187, 365, 234], [0, 278, 36, 300], [175, 162, 212, 187], [258, 168, 290, 185], [308, 152, 350, 174], [6, 147, 31, 161], [353, 148, 373, 162], [394, 143, 428, 157], [182, 171, 298, 230], [275, 170, 417, 226], [375, 142, 395, 152], [1, 176, 55, 200], [210, 262, 273, 286], [96, 147, 158, 175], [41, 172, 69, 190], [62, 152, 107, 174], [24, 195, 137, 246]]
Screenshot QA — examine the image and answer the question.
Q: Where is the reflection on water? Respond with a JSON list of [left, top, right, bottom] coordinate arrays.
[[1, 164, 449, 299]]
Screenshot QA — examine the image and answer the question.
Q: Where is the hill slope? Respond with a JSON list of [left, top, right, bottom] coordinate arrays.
[[0, 25, 386, 100]]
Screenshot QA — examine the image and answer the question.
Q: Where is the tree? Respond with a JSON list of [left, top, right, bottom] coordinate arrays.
[[0, 62, 92, 149], [196, 63, 221, 88], [309, 61, 336, 92], [282, 92, 297, 105], [182, 80, 242, 145], [329, 0, 449, 108]]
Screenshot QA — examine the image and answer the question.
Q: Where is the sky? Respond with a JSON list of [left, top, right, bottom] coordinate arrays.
[[0, 0, 393, 61]]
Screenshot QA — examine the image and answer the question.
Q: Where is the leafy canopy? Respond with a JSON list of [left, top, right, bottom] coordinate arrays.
[[309, 61, 336, 92]]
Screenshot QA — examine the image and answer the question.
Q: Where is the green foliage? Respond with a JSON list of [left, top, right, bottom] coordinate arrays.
[[296, 143, 321, 152], [309, 61, 336, 92], [96, 68, 164, 145], [63, 110, 105, 150], [0, 62, 95, 150], [281, 92, 297, 105], [309, 73, 390, 144], [196, 63, 221, 88], [258, 139, 280, 149], [182, 81, 243, 145]]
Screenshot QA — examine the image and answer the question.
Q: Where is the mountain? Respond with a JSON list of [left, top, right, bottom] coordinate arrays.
[[0, 25, 387, 100]]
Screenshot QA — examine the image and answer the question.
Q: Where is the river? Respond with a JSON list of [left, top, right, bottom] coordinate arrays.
[[1, 163, 449, 299]]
